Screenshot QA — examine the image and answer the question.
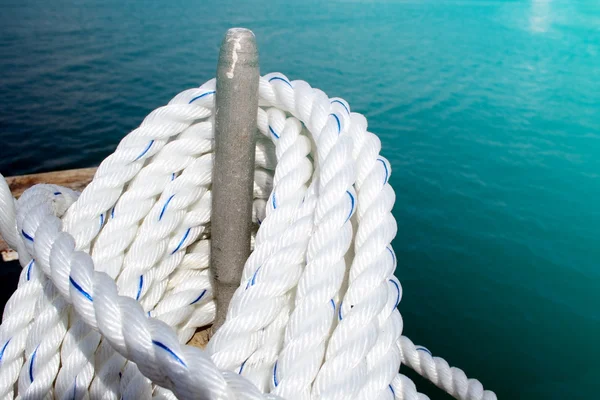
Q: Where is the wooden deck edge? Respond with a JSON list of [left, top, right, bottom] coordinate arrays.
[[5, 167, 98, 198], [188, 326, 212, 349], [1, 167, 98, 261]]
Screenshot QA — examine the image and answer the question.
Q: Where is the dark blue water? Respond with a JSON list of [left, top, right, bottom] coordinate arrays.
[[1, 1, 599, 398]]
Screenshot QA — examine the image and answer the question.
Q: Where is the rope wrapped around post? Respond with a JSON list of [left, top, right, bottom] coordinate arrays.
[[0, 28, 496, 400]]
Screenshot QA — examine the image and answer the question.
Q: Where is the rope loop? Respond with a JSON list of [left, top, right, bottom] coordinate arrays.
[[0, 73, 495, 400]]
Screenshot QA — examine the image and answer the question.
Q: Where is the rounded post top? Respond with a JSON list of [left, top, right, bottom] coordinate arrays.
[[225, 27, 255, 40], [218, 28, 259, 75]]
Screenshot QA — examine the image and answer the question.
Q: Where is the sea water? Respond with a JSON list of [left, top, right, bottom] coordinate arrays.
[[1, 1, 599, 398]]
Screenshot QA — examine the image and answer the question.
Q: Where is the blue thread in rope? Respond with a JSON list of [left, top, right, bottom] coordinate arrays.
[[330, 113, 341, 134], [239, 359, 248, 374], [22, 230, 33, 242], [251, 266, 262, 286], [69, 276, 93, 302], [190, 289, 207, 305], [134, 140, 154, 161], [378, 158, 389, 184], [269, 125, 280, 139], [159, 194, 175, 221], [0, 339, 10, 362], [268, 76, 292, 88], [331, 99, 350, 115], [387, 246, 396, 267], [346, 191, 355, 222], [152, 341, 186, 367], [189, 91, 216, 104], [416, 346, 432, 356], [29, 346, 39, 382], [390, 279, 401, 309], [273, 361, 279, 386], [26, 259, 34, 281], [136, 275, 144, 300], [170, 228, 190, 254]]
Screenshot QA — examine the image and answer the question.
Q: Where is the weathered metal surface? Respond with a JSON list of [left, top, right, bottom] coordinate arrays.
[[210, 28, 260, 332]]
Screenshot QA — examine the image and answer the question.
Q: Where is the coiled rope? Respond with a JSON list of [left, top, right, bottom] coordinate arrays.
[[0, 73, 496, 400]]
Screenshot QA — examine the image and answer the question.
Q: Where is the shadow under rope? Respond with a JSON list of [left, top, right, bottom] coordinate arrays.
[[0, 260, 21, 317]]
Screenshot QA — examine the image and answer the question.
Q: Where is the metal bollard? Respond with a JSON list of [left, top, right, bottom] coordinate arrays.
[[210, 28, 260, 332]]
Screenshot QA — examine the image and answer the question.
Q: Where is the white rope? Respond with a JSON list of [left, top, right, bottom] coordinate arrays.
[[0, 184, 79, 400], [398, 336, 497, 400], [0, 73, 495, 400]]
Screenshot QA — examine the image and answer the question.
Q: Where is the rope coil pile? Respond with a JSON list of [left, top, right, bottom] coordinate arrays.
[[0, 73, 496, 400]]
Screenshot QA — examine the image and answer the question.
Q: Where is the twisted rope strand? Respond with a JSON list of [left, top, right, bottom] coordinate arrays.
[[399, 336, 497, 400], [0, 74, 496, 400], [209, 108, 314, 390], [0, 186, 78, 399], [268, 76, 357, 400]]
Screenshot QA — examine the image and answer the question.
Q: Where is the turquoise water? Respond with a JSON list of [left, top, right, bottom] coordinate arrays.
[[1, 0, 599, 398]]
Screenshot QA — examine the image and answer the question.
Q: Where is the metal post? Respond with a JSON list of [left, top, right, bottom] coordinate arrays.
[[210, 28, 260, 332]]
